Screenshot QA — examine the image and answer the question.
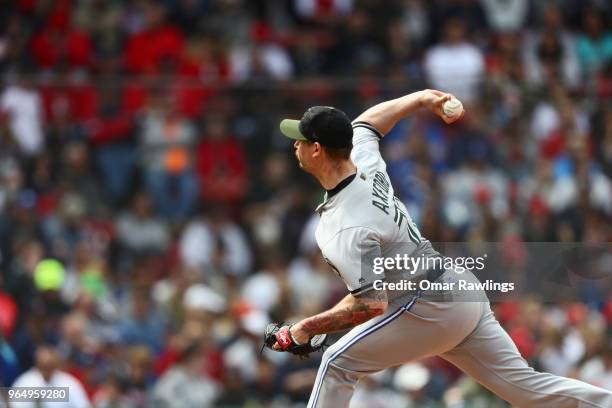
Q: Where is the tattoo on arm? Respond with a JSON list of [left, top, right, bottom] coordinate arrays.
[[300, 290, 388, 336]]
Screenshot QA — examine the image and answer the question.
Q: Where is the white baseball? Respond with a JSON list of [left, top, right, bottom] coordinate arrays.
[[443, 97, 463, 118]]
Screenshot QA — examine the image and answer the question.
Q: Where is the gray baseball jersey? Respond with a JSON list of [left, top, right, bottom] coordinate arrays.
[[315, 122, 438, 301], [307, 122, 612, 408]]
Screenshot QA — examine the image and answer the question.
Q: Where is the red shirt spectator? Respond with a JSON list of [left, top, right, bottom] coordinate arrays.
[[121, 83, 149, 116], [179, 37, 231, 82], [31, 28, 93, 69], [124, 17, 184, 74], [39, 76, 99, 123], [170, 76, 216, 119], [124, 0, 184, 73], [196, 117, 248, 205], [172, 38, 231, 118], [0, 292, 18, 338]]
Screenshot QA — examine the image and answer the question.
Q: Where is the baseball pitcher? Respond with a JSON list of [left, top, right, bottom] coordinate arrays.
[[263, 89, 612, 407]]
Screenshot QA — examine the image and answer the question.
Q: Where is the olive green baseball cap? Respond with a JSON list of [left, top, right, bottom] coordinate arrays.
[[280, 106, 353, 148]]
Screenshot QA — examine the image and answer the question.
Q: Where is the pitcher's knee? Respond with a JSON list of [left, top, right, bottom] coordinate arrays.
[[326, 360, 363, 385]]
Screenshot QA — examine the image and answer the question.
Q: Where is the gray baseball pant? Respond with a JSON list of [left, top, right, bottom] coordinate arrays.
[[306, 296, 612, 407]]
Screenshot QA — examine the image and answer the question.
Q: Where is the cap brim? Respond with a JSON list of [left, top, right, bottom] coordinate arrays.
[[280, 119, 308, 141]]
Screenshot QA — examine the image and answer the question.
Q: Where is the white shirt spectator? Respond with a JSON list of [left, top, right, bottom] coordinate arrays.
[[441, 166, 510, 227], [151, 367, 219, 408], [287, 256, 336, 315], [539, 330, 585, 377], [529, 102, 590, 143], [183, 284, 227, 313], [116, 212, 170, 253], [522, 30, 580, 89], [549, 171, 612, 215], [580, 357, 612, 391], [179, 218, 252, 276], [12, 368, 90, 408], [481, 0, 528, 32], [229, 44, 294, 82], [223, 310, 270, 382], [240, 272, 280, 312], [396, 0, 429, 46], [0, 84, 44, 156], [424, 42, 485, 103]]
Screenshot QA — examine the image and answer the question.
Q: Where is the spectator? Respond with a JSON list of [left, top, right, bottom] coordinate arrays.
[[58, 141, 104, 214], [116, 192, 170, 255], [328, 8, 388, 75], [12, 345, 91, 408], [151, 342, 220, 408], [118, 289, 165, 354], [179, 207, 252, 277], [123, 345, 155, 405], [240, 254, 288, 313], [595, 107, 612, 178], [0, 73, 44, 157], [139, 90, 198, 219], [175, 35, 226, 118], [392, 363, 437, 408], [30, 2, 93, 70], [580, 343, 612, 391], [539, 327, 585, 377], [244, 153, 296, 248], [0, 333, 20, 386], [576, 8, 612, 78], [56, 311, 100, 392], [424, 17, 485, 102], [229, 40, 294, 83], [89, 85, 137, 205], [196, 115, 248, 206], [394, 0, 430, 47], [287, 249, 338, 316], [222, 310, 270, 389], [73, 0, 125, 62], [40, 190, 89, 262], [123, 2, 184, 74], [480, 0, 528, 33], [92, 375, 135, 408], [441, 113, 509, 230], [0, 284, 18, 339], [522, 4, 580, 88], [350, 370, 407, 407], [548, 137, 612, 216]]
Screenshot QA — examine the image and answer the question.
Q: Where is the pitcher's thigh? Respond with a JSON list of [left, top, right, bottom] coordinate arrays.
[[332, 300, 483, 373]]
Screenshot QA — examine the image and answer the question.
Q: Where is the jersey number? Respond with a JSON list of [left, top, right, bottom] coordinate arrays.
[[393, 196, 422, 244]]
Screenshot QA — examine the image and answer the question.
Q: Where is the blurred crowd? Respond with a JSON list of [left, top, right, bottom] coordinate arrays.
[[0, 0, 611, 407]]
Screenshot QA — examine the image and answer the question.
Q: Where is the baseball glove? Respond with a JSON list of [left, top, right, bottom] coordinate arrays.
[[263, 323, 327, 356]]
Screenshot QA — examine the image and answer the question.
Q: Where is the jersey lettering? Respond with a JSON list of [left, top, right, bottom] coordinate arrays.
[[371, 171, 391, 214], [372, 187, 387, 203], [370, 172, 423, 244], [372, 200, 390, 214]]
